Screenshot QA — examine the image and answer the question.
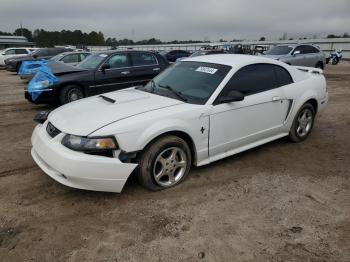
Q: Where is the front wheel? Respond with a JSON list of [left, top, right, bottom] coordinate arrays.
[[289, 103, 315, 142], [332, 57, 339, 65], [136, 136, 192, 191], [59, 85, 84, 105]]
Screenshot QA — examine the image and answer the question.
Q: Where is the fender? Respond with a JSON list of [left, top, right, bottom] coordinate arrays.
[[137, 119, 197, 149]]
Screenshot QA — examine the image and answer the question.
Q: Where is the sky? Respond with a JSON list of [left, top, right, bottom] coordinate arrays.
[[0, 0, 349, 41]]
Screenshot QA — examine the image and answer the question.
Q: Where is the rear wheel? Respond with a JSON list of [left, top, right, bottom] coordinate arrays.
[[289, 103, 315, 142], [136, 135, 192, 191], [315, 62, 324, 69], [59, 85, 84, 105]]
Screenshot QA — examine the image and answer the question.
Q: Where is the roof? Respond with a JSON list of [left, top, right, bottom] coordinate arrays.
[[0, 35, 31, 43], [93, 50, 159, 55], [184, 54, 283, 68], [58, 51, 91, 55]]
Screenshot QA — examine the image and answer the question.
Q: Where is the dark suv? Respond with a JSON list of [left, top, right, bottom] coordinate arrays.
[[5, 47, 73, 72]]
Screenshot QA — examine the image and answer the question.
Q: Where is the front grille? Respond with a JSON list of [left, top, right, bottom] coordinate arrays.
[[46, 122, 61, 138]]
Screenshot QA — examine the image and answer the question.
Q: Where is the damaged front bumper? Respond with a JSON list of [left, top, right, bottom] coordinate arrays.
[[31, 123, 137, 193]]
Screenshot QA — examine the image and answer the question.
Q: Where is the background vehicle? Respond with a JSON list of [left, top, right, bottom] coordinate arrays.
[[25, 50, 169, 104], [4, 47, 74, 72], [30, 54, 328, 193], [251, 45, 269, 55], [326, 49, 342, 65], [0, 47, 37, 68], [49, 51, 91, 66], [20, 51, 91, 80], [160, 50, 191, 62], [263, 44, 326, 69], [176, 49, 226, 61]]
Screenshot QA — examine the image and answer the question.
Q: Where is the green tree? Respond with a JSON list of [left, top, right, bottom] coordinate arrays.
[[14, 28, 33, 41]]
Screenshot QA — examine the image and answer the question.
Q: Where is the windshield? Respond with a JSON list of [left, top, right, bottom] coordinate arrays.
[[50, 54, 65, 62], [140, 61, 231, 104], [265, 46, 293, 55], [77, 53, 107, 69]]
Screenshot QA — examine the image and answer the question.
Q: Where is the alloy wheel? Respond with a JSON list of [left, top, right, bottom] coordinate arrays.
[[296, 108, 313, 137], [67, 88, 83, 102], [153, 147, 187, 187]]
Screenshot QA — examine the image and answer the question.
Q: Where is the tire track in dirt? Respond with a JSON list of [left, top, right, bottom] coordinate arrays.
[[0, 165, 38, 178]]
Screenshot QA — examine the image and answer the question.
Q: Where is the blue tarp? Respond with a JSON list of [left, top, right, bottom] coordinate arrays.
[[27, 66, 58, 101], [18, 60, 48, 77]]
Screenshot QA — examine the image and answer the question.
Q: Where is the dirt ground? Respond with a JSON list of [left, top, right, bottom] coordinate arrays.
[[0, 62, 349, 262]]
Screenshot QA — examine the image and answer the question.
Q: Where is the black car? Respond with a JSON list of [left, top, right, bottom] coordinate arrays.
[[5, 47, 74, 72], [25, 50, 169, 105], [159, 50, 191, 62]]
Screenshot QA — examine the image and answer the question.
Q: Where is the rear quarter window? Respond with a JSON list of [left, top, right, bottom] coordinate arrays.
[[274, 66, 293, 86]]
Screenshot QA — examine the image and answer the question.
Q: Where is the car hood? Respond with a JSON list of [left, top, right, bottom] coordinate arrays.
[[47, 62, 87, 75], [48, 88, 184, 136]]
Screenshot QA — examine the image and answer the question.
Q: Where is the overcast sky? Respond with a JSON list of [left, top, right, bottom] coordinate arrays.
[[0, 0, 349, 41]]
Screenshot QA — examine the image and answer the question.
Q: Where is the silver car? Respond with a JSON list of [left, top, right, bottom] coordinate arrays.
[[264, 44, 326, 69], [49, 51, 91, 66]]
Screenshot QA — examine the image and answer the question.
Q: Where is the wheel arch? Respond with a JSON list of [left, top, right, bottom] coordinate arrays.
[[305, 98, 318, 114], [58, 81, 85, 94], [139, 130, 198, 165], [316, 61, 324, 69]]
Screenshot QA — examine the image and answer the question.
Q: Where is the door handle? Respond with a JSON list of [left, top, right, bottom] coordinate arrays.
[[272, 96, 282, 102], [153, 68, 160, 71], [121, 71, 130, 75]]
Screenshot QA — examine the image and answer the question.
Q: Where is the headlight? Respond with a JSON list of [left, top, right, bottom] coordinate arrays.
[[62, 135, 118, 152], [33, 80, 50, 89]]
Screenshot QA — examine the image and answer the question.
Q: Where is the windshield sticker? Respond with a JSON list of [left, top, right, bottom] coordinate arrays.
[[196, 66, 218, 74], [99, 54, 108, 57]]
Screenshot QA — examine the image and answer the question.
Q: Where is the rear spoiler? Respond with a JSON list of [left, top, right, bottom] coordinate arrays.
[[294, 66, 323, 75]]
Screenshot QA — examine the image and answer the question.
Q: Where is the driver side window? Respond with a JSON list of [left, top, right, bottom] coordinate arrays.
[[293, 45, 307, 54], [219, 64, 278, 97], [106, 54, 129, 69]]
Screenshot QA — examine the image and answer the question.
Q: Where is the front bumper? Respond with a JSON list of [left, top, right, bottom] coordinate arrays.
[[25, 89, 57, 104], [31, 123, 137, 193]]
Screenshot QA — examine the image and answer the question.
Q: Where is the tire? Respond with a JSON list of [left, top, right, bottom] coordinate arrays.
[[289, 103, 315, 142], [315, 62, 324, 69], [332, 57, 339, 65], [59, 85, 84, 105], [16, 62, 21, 74], [136, 135, 192, 191]]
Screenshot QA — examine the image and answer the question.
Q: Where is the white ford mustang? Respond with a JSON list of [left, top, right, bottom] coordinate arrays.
[[31, 54, 328, 192]]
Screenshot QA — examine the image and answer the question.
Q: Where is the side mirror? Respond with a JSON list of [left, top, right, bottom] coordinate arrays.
[[217, 90, 244, 104], [293, 50, 301, 56], [101, 63, 110, 72], [32, 54, 38, 59]]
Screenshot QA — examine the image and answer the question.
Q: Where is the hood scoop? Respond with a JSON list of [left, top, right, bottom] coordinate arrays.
[[98, 89, 150, 105], [99, 95, 116, 103]]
